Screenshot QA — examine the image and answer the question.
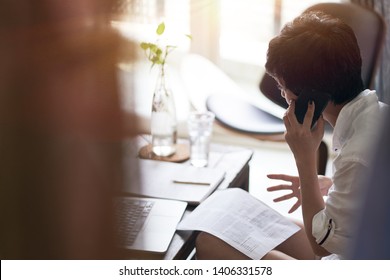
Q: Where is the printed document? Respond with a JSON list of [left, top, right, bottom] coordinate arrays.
[[177, 188, 300, 259]]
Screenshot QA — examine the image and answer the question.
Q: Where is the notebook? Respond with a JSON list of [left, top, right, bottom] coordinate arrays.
[[123, 158, 226, 205], [114, 196, 187, 253]]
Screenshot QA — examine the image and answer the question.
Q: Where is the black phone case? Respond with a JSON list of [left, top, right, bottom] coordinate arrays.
[[294, 89, 330, 128]]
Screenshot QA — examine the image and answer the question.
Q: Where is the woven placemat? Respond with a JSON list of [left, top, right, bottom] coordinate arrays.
[[138, 143, 190, 163]]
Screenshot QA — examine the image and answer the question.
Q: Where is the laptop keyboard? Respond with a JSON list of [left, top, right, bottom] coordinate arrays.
[[114, 198, 155, 247]]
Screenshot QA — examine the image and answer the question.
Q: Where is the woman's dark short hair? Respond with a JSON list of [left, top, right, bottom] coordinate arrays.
[[265, 11, 364, 104]]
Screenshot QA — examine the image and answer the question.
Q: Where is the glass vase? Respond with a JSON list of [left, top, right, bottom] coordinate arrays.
[[150, 64, 177, 157]]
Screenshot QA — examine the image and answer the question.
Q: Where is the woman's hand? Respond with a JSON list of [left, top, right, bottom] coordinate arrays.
[[283, 100, 325, 166], [266, 174, 333, 213], [267, 174, 301, 213]]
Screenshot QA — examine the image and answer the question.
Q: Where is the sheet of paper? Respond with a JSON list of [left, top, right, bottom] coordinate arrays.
[[177, 188, 300, 259]]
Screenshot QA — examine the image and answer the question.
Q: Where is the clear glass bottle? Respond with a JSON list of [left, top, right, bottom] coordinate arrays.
[[151, 64, 177, 156]]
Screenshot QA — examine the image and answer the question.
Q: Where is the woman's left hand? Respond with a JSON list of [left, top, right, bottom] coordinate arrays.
[[266, 174, 333, 213]]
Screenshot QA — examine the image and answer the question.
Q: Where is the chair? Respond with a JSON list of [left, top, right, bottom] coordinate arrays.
[[206, 2, 386, 175]]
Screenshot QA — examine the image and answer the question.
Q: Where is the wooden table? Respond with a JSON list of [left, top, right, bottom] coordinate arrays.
[[119, 136, 253, 260]]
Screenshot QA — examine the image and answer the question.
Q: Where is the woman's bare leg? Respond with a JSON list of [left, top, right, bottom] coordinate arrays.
[[195, 232, 250, 260], [272, 219, 316, 260], [195, 232, 295, 260], [195, 219, 315, 260]]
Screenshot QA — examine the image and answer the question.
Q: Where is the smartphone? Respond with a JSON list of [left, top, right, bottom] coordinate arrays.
[[294, 89, 330, 128]]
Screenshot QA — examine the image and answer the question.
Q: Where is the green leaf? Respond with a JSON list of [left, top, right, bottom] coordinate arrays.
[[185, 34, 193, 40], [166, 45, 177, 50], [149, 43, 158, 53], [165, 45, 177, 55], [151, 55, 163, 65], [140, 42, 149, 50], [149, 45, 163, 58], [156, 22, 165, 35], [140, 22, 185, 67]]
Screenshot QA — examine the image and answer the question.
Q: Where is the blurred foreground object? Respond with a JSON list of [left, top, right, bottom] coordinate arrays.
[[349, 108, 390, 259], [0, 0, 135, 259]]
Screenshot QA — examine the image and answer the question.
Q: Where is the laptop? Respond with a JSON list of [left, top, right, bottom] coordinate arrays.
[[114, 196, 187, 253]]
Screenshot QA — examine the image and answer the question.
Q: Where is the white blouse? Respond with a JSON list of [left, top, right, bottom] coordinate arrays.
[[312, 90, 386, 259]]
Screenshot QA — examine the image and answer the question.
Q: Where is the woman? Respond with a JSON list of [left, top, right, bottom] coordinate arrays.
[[195, 11, 385, 260]]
